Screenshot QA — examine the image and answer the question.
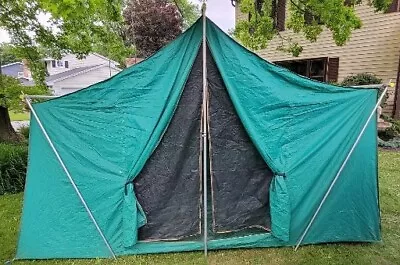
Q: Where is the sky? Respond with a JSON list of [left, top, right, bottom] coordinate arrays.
[[0, 1, 235, 44], [0, 29, 9, 43], [195, 0, 235, 32]]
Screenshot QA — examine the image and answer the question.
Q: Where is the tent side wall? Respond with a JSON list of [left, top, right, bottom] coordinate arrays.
[[16, 118, 112, 259], [300, 114, 381, 244]]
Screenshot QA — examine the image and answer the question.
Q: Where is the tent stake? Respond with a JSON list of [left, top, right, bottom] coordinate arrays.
[[201, 1, 208, 258], [294, 86, 388, 251], [25, 98, 117, 260]]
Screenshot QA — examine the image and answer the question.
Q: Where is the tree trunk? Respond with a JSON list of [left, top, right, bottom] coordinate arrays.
[[0, 106, 20, 142]]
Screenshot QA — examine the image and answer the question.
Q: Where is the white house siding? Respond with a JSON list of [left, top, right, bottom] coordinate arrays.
[[236, 3, 400, 116], [51, 66, 120, 96], [46, 54, 117, 76]]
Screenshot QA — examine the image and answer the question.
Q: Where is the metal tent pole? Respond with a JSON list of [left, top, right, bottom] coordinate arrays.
[[25, 95, 59, 99], [25, 98, 117, 259], [294, 86, 388, 251], [201, 1, 208, 257]]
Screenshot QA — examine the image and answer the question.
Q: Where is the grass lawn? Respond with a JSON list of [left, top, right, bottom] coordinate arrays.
[[8, 111, 30, 121], [0, 151, 399, 265]]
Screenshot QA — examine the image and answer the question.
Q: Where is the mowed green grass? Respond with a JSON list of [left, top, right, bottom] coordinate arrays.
[[8, 111, 30, 121], [1, 151, 399, 265]]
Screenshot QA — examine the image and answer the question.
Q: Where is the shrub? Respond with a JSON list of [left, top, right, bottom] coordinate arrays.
[[19, 126, 30, 140], [341, 73, 388, 108], [0, 143, 28, 195], [379, 116, 400, 141], [341, 73, 382, 86], [378, 137, 400, 149]]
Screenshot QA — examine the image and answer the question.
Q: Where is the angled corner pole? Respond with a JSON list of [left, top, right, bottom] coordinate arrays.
[[201, 0, 209, 257], [24, 97, 117, 259], [25, 95, 59, 99], [294, 86, 388, 251]]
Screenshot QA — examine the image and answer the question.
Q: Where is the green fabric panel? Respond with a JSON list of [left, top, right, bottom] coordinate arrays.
[[269, 175, 290, 242], [17, 21, 202, 258], [206, 18, 379, 244], [16, 118, 110, 259], [283, 94, 379, 245], [302, 113, 381, 244]]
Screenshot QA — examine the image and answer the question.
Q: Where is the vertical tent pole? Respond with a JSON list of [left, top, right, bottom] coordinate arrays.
[[294, 86, 388, 251], [201, 1, 208, 257], [24, 98, 117, 259]]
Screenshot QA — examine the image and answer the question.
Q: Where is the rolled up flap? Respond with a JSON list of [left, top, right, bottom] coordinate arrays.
[[123, 183, 146, 248], [270, 174, 290, 242]]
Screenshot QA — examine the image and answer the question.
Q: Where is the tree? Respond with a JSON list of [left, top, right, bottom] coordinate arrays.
[[0, 44, 20, 66], [0, 73, 21, 142], [0, 74, 45, 142], [0, 0, 129, 141], [1, 0, 132, 81], [173, 0, 201, 29], [123, 0, 200, 58], [233, 0, 394, 55]]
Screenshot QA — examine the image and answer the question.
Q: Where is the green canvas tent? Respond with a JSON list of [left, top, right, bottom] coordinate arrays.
[[17, 16, 382, 260]]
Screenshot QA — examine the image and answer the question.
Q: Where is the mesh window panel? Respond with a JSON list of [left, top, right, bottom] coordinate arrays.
[[134, 48, 203, 241], [207, 48, 273, 233]]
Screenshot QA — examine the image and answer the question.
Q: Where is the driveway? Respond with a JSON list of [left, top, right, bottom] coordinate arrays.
[[12, 121, 30, 131]]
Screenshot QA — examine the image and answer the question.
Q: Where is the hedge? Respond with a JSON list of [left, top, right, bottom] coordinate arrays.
[[378, 138, 400, 149], [341, 73, 382, 86], [0, 143, 28, 195]]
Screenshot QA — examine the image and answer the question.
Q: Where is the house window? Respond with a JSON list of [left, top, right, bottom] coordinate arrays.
[[386, 0, 400, 13], [51, 60, 67, 68], [248, 0, 287, 31], [274, 57, 339, 83], [344, 0, 354, 7], [255, 0, 263, 13], [248, 0, 263, 21]]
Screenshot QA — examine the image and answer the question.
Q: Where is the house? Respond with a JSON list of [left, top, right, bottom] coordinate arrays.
[[0, 61, 33, 86], [2, 53, 121, 96], [125, 57, 144, 67], [235, 1, 400, 118], [43, 53, 121, 96]]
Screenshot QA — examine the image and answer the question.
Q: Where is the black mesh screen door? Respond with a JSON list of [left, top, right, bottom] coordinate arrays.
[[133, 48, 203, 241], [133, 45, 273, 242], [207, 47, 274, 234]]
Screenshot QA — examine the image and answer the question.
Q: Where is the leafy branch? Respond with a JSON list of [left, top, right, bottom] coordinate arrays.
[[233, 0, 393, 56]]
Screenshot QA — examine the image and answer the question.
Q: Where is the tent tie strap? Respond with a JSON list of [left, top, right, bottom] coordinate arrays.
[[275, 172, 286, 177], [124, 181, 133, 195]]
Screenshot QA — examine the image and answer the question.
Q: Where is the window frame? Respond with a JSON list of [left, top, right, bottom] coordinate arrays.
[[51, 60, 66, 68], [247, 0, 287, 32], [56, 60, 64, 68], [386, 0, 400, 13], [274, 57, 330, 82]]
